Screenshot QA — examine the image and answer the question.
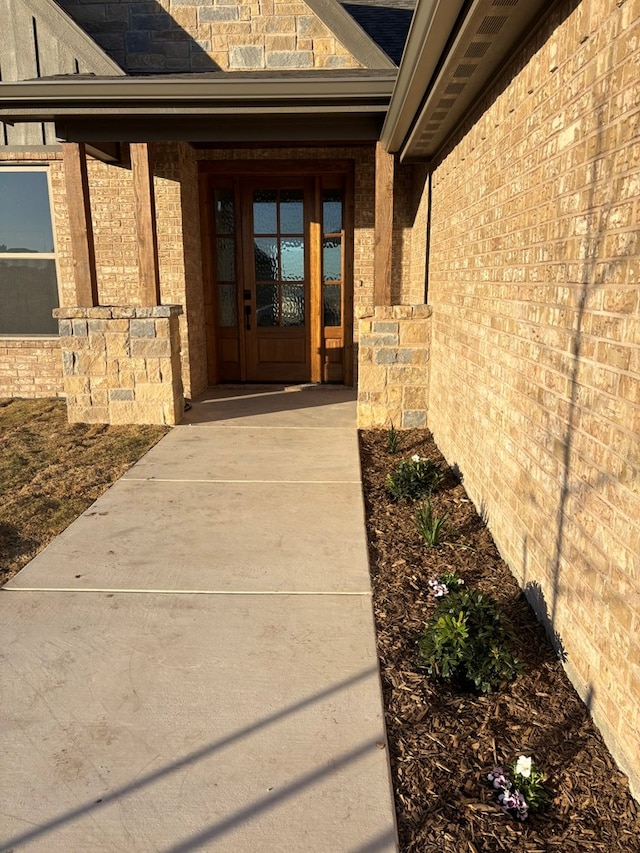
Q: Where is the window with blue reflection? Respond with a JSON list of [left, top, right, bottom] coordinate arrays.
[[0, 170, 58, 335]]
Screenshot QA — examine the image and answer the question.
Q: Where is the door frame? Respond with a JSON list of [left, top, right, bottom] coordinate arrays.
[[199, 159, 355, 386]]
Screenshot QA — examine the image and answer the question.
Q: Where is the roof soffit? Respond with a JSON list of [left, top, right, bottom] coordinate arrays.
[[383, 0, 558, 162]]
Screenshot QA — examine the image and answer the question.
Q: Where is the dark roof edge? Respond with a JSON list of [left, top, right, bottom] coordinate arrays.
[[0, 73, 395, 124], [304, 0, 397, 69], [0, 73, 395, 103]]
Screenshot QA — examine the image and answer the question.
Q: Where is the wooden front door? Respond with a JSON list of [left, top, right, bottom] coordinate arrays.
[[243, 179, 311, 382], [200, 162, 353, 385]]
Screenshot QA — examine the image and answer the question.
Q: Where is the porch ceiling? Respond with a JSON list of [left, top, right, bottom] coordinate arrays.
[[0, 71, 395, 145]]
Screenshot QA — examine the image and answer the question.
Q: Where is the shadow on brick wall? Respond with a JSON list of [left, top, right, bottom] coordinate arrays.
[[55, 1, 221, 73]]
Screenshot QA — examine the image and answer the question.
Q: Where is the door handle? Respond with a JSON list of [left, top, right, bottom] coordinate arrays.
[[244, 304, 251, 331]]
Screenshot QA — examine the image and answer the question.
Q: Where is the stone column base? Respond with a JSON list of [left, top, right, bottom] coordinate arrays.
[[358, 305, 432, 429], [53, 306, 184, 425]]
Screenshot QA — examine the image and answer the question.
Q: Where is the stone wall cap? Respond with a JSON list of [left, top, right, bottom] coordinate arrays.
[[53, 305, 183, 320]]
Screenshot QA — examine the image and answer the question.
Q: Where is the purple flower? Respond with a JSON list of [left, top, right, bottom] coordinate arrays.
[[487, 767, 509, 789], [498, 788, 529, 820]]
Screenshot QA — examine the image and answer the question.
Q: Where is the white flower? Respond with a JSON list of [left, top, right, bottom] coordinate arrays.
[[411, 454, 421, 463], [515, 755, 532, 778]]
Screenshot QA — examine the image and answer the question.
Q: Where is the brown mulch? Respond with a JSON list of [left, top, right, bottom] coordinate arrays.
[[359, 429, 640, 853]]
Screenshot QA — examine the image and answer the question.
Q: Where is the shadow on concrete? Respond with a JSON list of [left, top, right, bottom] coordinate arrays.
[[1, 665, 394, 851], [184, 385, 357, 424]]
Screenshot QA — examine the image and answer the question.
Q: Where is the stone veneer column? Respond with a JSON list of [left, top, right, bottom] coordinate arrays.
[[358, 305, 432, 429], [53, 306, 184, 425]]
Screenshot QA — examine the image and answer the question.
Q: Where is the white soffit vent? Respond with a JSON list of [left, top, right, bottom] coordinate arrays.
[[401, 0, 553, 162]]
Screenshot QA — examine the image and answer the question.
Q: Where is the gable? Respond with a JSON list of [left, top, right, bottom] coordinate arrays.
[[0, 0, 122, 147], [53, 0, 394, 73]]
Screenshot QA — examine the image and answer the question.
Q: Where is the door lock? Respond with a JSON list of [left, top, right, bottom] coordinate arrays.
[[244, 304, 251, 331]]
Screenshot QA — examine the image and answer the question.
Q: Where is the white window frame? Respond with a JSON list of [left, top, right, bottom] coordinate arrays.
[[0, 165, 61, 338]]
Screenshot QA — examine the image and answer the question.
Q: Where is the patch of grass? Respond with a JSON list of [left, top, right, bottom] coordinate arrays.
[[0, 398, 168, 586]]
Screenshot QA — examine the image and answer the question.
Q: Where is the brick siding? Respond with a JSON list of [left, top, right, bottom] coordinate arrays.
[[426, 0, 640, 796], [0, 338, 63, 399]]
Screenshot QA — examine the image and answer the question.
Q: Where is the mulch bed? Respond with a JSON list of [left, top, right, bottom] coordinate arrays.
[[359, 429, 640, 853]]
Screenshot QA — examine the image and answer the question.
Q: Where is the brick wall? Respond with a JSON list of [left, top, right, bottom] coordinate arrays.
[[427, 0, 640, 796], [55, 0, 363, 72], [0, 338, 63, 399], [392, 162, 430, 306]]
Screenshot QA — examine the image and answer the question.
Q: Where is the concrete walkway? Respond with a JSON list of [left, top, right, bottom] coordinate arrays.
[[0, 387, 398, 852]]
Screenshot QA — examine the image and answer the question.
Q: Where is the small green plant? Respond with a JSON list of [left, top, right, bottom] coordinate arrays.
[[488, 756, 550, 820], [386, 422, 402, 454], [418, 588, 522, 693], [385, 454, 443, 501], [415, 500, 448, 547]]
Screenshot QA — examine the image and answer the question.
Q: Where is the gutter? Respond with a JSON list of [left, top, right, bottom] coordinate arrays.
[[0, 73, 396, 121], [379, 0, 467, 153]]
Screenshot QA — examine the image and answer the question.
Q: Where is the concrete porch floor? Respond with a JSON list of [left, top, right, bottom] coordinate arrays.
[[0, 386, 398, 852]]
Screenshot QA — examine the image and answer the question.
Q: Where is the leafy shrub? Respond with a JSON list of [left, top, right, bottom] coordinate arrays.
[[385, 455, 443, 501], [415, 500, 448, 547], [418, 588, 522, 693]]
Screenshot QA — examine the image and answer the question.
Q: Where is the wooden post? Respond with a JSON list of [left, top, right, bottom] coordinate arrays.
[[374, 142, 394, 306], [131, 142, 161, 306], [62, 142, 99, 307]]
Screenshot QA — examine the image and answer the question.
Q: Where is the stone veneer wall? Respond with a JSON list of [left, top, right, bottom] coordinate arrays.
[[55, 0, 363, 72], [357, 305, 431, 429], [55, 306, 184, 425], [427, 0, 640, 796]]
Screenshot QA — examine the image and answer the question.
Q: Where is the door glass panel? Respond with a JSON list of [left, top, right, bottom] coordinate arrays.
[[323, 189, 342, 234], [322, 237, 341, 282], [217, 283, 237, 327], [254, 237, 278, 280], [281, 238, 304, 281], [256, 284, 278, 326], [280, 189, 304, 234], [282, 284, 304, 326], [216, 237, 235, 281], [323, 283, 341, 327], [214, 189, 234, 235], [253, 190, 277, 234]]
